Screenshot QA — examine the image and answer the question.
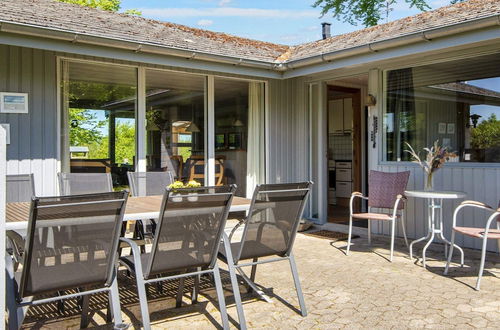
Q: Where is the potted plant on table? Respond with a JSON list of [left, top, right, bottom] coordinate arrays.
[[405, 140, 456, 191], [168, 180, 202, 202]]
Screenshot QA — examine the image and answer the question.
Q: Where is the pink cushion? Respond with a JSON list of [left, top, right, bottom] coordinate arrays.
[[352, 212, 393, 221], [454, 226, 500, 239]]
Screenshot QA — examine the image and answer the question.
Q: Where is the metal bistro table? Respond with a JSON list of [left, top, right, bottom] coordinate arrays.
[[406, 190, 466, 267]]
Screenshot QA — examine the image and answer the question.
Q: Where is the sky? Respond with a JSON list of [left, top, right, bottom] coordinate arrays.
[[120, 0, 454, 45]]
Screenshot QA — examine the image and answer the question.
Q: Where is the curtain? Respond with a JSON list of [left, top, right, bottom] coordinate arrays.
[[246, 82, 265, 198], [386, 68, 416, 161]]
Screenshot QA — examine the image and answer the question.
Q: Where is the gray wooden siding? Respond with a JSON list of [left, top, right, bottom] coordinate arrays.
[[373, 164, 500, 252], [0, 45, 58, 196]]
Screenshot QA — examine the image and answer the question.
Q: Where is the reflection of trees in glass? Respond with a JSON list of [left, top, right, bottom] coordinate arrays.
[[87, 122, 135, 163], [471, 114, 500, 149], [69, 108, 106, 149]]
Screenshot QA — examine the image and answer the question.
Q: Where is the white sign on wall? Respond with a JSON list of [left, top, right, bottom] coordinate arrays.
[[0, 92, 29, 114]]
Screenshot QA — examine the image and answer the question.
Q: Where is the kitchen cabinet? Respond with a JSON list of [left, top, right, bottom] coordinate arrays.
[[328, 98, 353, 134]]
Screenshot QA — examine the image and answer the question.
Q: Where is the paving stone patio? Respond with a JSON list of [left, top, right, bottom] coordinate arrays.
[[21, 229, 500, 329]]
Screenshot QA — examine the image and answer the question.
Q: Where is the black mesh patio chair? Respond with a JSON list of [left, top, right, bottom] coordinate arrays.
[[58, 172, 113, 195], [127, 171, 174, 197], [119, 185, 236, 330], [6, 174, 35, 203], [5, 191, 128, 329], [218, 182, 312, 329], [126, 171, 175, 248]]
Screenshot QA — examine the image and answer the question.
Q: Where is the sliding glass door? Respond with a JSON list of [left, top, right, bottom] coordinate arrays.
[[61, 59, 265, 194], [145, 69, 206, 182], [214, 77, 264, 197]]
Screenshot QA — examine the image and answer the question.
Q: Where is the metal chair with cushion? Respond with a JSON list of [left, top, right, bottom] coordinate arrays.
[[5, 191, 128, 329], [119, 185, 236, 330], [218, 182, 312, 329], [444, 200, 500, 290], [347, 170, 410, 262], [58, 172, 113, 195]]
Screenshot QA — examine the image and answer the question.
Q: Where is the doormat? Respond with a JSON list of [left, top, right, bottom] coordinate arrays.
[[302, 230, 359, 241]]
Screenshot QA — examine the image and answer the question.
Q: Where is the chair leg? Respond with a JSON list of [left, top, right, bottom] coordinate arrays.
[[288, 254, 307, 317], [109, 276, 123, 326], [221, 234, 247, 329], [367, 220, 371, 245], [346, 215, 353, 255], [247, 258, 258, 293], [213, 265, 230, 330], [136, 277, 151, 330], [6, 255, 22, 330], [192, 268, 200, 304], [79, 295, 91, 328], [176, 277, 185, 308], [390, 219, 396, 262], [475, 234, 489, 291], [444, 231, 456, 275], [401, 211, 409, 247]]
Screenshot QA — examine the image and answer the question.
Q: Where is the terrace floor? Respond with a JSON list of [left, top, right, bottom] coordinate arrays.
[[22, 228, 500, 329]]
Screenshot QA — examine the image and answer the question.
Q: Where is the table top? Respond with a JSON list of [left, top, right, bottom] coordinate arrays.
[[405, 190, 467, 199], [5, 195, 251, 231]]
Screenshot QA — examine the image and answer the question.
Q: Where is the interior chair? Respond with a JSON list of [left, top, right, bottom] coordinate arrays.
[[444, 200, 500, 290], [5, 191, 128, 329], [218, 182, 312, 329], [119, 185, 236, 330], [58, 172, 113, 195], [347, 170, 410, 262], [187, 157, 225, 185]]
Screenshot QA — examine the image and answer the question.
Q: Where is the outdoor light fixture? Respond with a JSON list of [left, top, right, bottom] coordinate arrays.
[[71, 119, 78, 128], [366, 94, 377, 106], [469, 114, 481, 128]]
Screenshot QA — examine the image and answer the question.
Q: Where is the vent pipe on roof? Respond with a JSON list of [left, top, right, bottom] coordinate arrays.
[[321, 22, 331, 39]]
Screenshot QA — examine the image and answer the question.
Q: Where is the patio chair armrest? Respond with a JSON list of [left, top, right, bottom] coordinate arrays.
[[451, 200, 498, 228], [119, 237, 151, 280], [351, 191, 368, 200], [6, 230, 25, 263]]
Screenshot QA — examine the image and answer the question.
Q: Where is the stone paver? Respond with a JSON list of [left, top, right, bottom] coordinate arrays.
[[21, 232, 500, 329]]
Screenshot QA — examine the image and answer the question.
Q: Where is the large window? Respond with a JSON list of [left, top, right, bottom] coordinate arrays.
[[61, 60, 137, 187], [61, 60, 265, 193], [384, 53, 500, 163]]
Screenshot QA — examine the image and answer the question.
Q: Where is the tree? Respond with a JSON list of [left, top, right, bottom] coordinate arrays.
[[313, 0, 456, 27], [58, 0, 141, 15], [69, 108, 106, 148], [471, 114, 500, 150]]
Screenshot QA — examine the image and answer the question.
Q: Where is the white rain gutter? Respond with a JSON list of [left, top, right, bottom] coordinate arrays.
[[0, 14, 499, 74], [276, 14, 500, 71]]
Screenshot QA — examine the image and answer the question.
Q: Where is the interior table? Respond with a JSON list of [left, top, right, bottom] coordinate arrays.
[[5, 195, 252, 231], [405, 190, 466, 267]]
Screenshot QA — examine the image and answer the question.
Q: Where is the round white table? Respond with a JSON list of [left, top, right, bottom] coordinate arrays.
[[405, 190, 466, 267]]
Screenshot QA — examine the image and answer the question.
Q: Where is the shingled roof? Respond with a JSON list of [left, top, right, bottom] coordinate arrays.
[[288, 0, 500, 62], [0, 0, 498, 66]]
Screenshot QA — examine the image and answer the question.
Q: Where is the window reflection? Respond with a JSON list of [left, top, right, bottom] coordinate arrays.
[[384, 53, 500, 162], [145, 69, 205, 181]]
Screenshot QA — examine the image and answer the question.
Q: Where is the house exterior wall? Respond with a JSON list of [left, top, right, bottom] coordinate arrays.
[[0, 45, 58, 196]]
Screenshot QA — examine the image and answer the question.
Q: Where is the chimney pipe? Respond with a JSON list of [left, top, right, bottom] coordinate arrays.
[[321, 22, 331, 39]]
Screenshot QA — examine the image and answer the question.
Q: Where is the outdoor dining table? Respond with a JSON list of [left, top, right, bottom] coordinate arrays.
[[4, 195, 252, 231], [406, 190, 466, 267]]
